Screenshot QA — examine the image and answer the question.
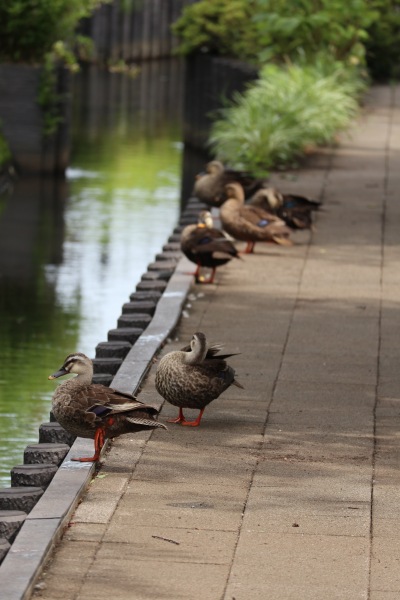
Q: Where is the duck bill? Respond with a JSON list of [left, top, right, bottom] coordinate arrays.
[[48, 367, 69, 380]]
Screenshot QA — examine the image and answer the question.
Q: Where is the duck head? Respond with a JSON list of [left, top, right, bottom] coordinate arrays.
[[197, 210, 214, 228], [206, 160, 224, 176], [225, 182, 245, 204], [256, 187, 284, 210], [48, 352, 93, 380]]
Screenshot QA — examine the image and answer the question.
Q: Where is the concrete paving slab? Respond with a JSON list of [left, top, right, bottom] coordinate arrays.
[[129, 441, 258, 486], [370, 593, 400, 600], [63, 522, 107, 542], [370, 536, 400, 592], [79, 563, 230, 600], [272, 379, 376, 411], [29, 85, 400, 600], [279, 352, 377, 385], [110, 480, 248, 531], [225, 532, 369, 600], [97, 529, 237, 563]]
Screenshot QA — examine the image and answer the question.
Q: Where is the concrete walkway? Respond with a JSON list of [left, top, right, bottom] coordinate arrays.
[[33, 85, 400, 600]]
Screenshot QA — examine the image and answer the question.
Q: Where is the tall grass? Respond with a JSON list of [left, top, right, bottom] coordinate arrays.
[[209, 60, 366, 175]]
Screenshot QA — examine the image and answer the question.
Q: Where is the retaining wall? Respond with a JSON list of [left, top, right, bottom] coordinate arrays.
[[0, 193, 206, 600], [180, 53, 259, 201], [81, 0, 198, 63], [0, 64, 70, 175]]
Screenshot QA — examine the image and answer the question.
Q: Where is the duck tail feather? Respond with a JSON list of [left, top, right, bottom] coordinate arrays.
[[125, 416, 168, 430], [233, 378, 245, 389]]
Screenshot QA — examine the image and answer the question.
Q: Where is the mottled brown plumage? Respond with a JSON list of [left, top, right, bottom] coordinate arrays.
[[180, 211, 239, 283], [220, 183, 292, 253], [155, 332, 243, 427], [193, 160, 268, 207], [49, 352, 166, 461], [248, 187, 320, 230]]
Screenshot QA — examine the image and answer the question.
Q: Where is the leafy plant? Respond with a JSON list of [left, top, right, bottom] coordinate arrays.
[[0, 0, 108, 64], [0, 126, 12, 169], [173, 0, 380, 67], [37, 55, 64, 137], [365, 0, 400, 80], [209, 59, 365, 175], [252, 0, 379, 65], [172, 0, 260, 62]]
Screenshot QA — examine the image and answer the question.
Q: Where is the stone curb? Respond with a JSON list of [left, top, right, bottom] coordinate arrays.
[[0, 221, 197, 599]]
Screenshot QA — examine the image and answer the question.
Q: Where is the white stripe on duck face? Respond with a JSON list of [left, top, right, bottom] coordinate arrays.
[[64, 353, 90, 371]]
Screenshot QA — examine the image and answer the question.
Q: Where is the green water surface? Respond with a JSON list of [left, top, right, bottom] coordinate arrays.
[[0, 62, 183, 485]]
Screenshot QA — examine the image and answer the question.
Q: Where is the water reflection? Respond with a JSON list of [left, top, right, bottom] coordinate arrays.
[[0, 60, 183, 485]]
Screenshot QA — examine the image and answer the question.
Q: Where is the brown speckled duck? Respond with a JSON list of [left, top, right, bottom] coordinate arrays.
[[180, 210, 240, 284], [248, 187, 320, 230], [220, 182, 292, 253], [193, 160, 268, 207], [49, 352, 167, 462], [155, 332, 243, 427]]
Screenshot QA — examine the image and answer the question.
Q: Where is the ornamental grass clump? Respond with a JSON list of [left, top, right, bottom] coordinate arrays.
[[209, 61, 363, 175]]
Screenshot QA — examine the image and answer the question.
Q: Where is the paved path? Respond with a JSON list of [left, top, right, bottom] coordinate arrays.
[[33, 85, 400, 600]]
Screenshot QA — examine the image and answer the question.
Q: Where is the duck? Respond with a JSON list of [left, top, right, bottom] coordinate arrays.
[[248, 187, 321, 230], [180, 210, 240, 284], [219, 182, 293, 253], [48, 352, 167, 462], [155, 332, 243, 427], [193, 160, 268, 207]]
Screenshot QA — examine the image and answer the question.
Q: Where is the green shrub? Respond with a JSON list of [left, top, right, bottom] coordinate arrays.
[[209, 60, 365, 175], [365, 0, 400, 80], [172, 0, 259, 62], [252, 0, 378, 65], [173, 0, 379, 67], [0, 0, 107, 63], [0, 127, 12, 167]]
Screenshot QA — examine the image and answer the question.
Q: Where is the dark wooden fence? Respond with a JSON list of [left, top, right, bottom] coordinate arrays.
[[81, 0, 197, 63], [0, 65, 70, 175], [180, 53, 259, 201], [183, 53, 258, 149]]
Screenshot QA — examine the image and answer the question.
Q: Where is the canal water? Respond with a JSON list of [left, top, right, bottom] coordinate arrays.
[[0, 60, 185, 486]]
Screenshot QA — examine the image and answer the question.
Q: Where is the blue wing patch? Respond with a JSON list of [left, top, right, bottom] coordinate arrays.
[[199, 236, 212, 244], [257, 219, 269, 227], [88, 405, 112, 416]]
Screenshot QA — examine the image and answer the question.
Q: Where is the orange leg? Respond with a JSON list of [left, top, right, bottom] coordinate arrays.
[[182, 264, 201, 277], [194, 263, 202, 282], [242, 241, 255, 254], [181, 408, 205, 427], [72, 427, 105, 462], [167, 407, 186, 424]]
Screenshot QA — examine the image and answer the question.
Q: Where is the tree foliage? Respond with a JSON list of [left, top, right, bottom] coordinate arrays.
[[365, 0, 400, 80], [0, 0, 108, 63], [173, 0, 397, 78]]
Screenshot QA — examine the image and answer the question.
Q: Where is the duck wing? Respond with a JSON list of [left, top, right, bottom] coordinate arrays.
[[283, 194, 321, 211], [277, 195, 320, 230], [183, 227, 238, 259], [194, 166, 268, 206], [200, 358, 244, 390], [222, 169, 268, 197], [239, 204, 282, 227], [87, 397, 166, 430], [180, 342, 239, 361]]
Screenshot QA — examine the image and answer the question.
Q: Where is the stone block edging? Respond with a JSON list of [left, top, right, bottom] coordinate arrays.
[[0, 208, 197, 598]]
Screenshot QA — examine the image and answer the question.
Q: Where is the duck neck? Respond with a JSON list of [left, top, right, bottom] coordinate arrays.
[[231, 191, 244, 206], [68, 368, 93, 388], [184, 341, 208, 365], [264, 188, 281, 209]]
